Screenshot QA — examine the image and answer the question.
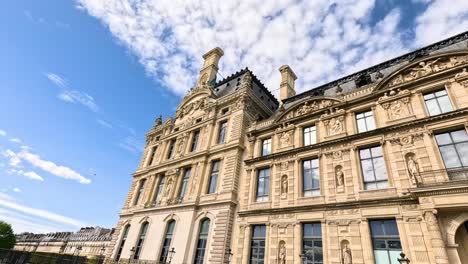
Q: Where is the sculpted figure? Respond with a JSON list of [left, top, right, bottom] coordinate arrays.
[[407, 155, 420, 179], [281, 175, 288, 196], [455, 68, 468, 78], [280, 132, 291, 148], [336, 166, 344, 187], [330, 118, 343, 134], [165, 179, 173, 197], [389, 100, 402, 119], [278, 241, 286, 264], [155, 115, 162, 126], [342, 244, 352, 264]]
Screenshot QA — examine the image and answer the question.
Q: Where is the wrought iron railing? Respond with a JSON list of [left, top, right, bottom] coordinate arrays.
[[416, 167, 468, 187]]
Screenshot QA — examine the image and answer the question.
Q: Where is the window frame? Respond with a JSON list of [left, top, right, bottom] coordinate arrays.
[[302, 222, 323, 264], [369, 219, 402, 264], [435, 129, 468, 169], [133, 222, 149, 260], [256, 168, 270, 202], [193, 218, 211, 264], [207, 160, 220, 194], [217, 121, 228, 144], [179, 168, 191, 199], [302, 158, 321, 196], [358, 145, 389, 190], [159, 220, 176, 263], [355, 110, 376, 133], [303, 125, 317, 146], [115, 224, 130, 261], [133, 179, 146, 206], [261, 138, 272, 156], [154, 175, 166, 203], [190, 130, 200, 152], [148, 146, 158, 166], [167, 139, 176, 159], [423, 88, 453, 116], [249, 225, 266, 264]]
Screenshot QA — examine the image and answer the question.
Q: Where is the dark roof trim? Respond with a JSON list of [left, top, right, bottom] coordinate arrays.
[[215, 67, 279, 105], [283, 30, 468, 104]]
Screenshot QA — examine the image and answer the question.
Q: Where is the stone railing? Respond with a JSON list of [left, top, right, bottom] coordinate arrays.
[[416, 167, 468, 187]]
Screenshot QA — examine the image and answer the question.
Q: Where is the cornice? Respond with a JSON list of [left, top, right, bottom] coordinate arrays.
[[409, 182, 468, 197], [245, 108, 468, 164], [238, 196, 416, 217]]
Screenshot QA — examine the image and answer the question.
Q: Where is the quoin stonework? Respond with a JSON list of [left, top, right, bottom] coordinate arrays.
[[107, 32, 468, 264]]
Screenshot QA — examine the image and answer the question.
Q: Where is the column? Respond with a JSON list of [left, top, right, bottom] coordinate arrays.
[[424, 210, 449, 264]]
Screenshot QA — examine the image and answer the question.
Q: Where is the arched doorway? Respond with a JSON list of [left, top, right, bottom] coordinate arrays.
[[455, 221, 468, 264]]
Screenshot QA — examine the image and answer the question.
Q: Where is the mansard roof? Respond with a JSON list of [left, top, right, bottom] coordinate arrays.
[[283, 30, 468, 105]]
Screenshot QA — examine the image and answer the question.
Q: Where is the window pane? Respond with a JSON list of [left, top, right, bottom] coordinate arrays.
[[383, 220, 399, 236], [426, 100, 441, 115], [374, 250, 391, 264], [371, 146, 383, 157], [366, 116, 376, 130], [360, 149, 371, 159], [373, 158, 388, 180], [451, 130, 468, 142], [456, 143, 468, 166], [361, 159, 375, 182], [370, 221, 384, 236], [438, 96, 453, 113], [357, 118, 367, 132], [435, 133, 452, 145], [435, 90, 447, 96], [439, 145, 462, 168]]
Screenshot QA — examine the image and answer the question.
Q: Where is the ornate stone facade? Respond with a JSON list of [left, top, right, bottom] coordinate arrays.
[[110, 32, 468, 264]]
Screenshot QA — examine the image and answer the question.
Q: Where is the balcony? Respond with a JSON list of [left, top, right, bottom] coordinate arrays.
[[416, 167, 468, 187]]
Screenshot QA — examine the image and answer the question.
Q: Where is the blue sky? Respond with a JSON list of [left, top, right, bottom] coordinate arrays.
[[1, 0, 467, 233]]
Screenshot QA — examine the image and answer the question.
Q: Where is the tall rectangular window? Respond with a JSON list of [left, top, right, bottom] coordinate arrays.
[[115, 224, 130, 260], [424, 89, 453, 116], [179, 168, 191, 199], [133, 222, 149, 259], [191, 130, 200, 152], [303, 159, 320, 196], [218, 121, 228, 144], [167, 140, 176, 159], [435, 129, 468, 169], [249, 225, 266, 264], [154, 175, 165, 203], [356, 110, 376, 133], [148, 146, 157, 166], [207, 161, 220, 194], [159, 220, 175, 263], [302, 223, 323, 264], [359, 146, 388, 190], [369, 219, 401, 264], [261, 138, 272, 156], [194, 219, 210, 264], [304, 126, 316, 146], [133, 179, 146, 205], [256, 168, 270, 202]]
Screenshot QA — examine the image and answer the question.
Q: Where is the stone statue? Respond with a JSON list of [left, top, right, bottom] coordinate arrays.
[[297, 102, 311, 115], [336, 166, 344, 187], [280, 132, 291, 148], [330, 118, 343, 135], [342, 244, 352, 264], [155, 115, 162, 126], [177, 136, 186, 155], [281, 176, 288, 197], [389, 100, 402, 119], [278, 241, 286, 264], [455, 68, 468, 78], [407, 155, 420, 179], [165, 179, 173, 197]]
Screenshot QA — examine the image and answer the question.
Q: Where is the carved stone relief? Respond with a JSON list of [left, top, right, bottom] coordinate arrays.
[[386, 55, 468, 88], [281, 99, 338, 121], [379, 89, 414, 122], [280, 175, 288, 199]]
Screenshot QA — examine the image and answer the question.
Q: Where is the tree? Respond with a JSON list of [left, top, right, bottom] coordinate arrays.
[[0, 221, 16, 249]]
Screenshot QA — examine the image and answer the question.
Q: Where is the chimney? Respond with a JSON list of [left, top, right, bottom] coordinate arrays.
[[197, 47, 224, 86], [279, 65, 297, 103]]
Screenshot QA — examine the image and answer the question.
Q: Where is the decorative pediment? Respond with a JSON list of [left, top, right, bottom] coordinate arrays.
[[375, 50, 468, 91], [176, 84, 216, 120], [276, 97, 342, 122]]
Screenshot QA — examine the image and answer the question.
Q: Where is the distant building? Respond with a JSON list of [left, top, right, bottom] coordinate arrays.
[[108, 32, 468, 264], [14, 227, 114, 257]]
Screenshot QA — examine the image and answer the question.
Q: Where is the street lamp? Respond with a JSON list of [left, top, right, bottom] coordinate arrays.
[[166, 248, 176, 264], [224, 248, 233, 263], [397, 252, 411, 264]]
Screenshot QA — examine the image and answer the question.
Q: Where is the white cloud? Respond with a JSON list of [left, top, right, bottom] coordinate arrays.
[[119, 136, 144, 154], [0, 130, 6, 136], [10, 138, 22, 143], [76, 0, 468, 97], [45, 72, 99, 112], [414, 0, 468, 46], [8, 169, 44, 181], [13, 188, 21, 193], [97, 119, 113, 128], [45, 72, 67, 88], [0, 196, 86, 231], [18, 150, 91, 184], [2, 149, 22, 167]]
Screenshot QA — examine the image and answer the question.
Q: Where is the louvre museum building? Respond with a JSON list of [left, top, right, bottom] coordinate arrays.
[[105, 32, 468, 264]]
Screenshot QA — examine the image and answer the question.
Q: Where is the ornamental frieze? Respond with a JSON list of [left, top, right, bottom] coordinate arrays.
[[382, 54, 468, 89], [385, 127, 425, 146], [279, 98, 341, 122]]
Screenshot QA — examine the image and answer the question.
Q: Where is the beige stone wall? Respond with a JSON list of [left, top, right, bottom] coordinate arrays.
[[236, 51, 468, 264]]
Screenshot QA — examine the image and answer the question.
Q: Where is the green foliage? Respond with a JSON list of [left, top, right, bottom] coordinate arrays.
[[88, 256, 99, 264], [0, 221, 16, 249]]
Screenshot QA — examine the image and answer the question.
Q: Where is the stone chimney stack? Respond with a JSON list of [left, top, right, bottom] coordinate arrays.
[[197, 47, 224, 86], [279, 65, 297, 103]]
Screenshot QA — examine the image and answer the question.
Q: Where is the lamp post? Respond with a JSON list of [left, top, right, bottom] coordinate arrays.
[[166, 248, 176, 264], [397, 252, 411, 264], [128, 247, 136, 264], [224, 248, 233, 263]]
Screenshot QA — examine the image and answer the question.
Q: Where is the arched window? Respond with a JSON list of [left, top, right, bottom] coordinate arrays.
[[115, 224, 130, 260], [133, 222, 149, 259], [159, 220, 176, 263], [194, 218, 210, 264]]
